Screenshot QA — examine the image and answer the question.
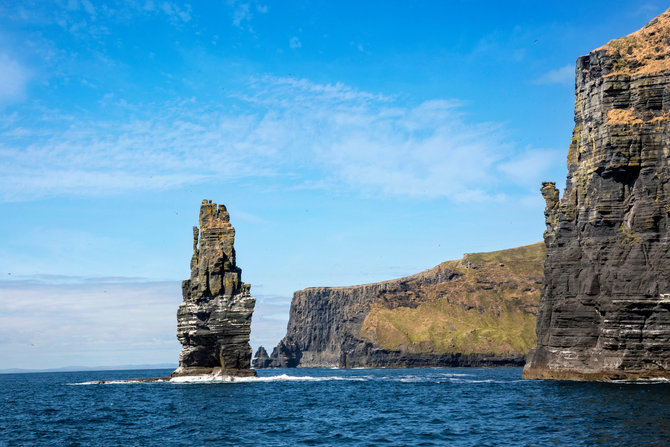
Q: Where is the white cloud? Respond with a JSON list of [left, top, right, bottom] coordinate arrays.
[[229, 0, 268, 29], [533, 65, 574, 85], [159, 1, 191, 23], [0, 280, 181, 369], [0, 53, 30, 104], [0, 277, 290, 369], [80, 0, 96, 16], [231, 1, 251, 28], [289, 36, 302, 49], [0, 76, 561, 202], [498, 148, 565, 188], [4, 1, 192, 35], [250, 293, 290, 351]]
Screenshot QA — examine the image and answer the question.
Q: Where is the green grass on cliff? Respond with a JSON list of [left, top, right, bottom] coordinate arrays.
[[465, 242, 545, 277], [360, 242, 545, 356]]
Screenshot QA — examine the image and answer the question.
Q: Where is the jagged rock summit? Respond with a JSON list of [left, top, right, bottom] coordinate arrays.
[[524, 10, 670, 381], [173, 200, 256, 377], [252, 346, 272, 369]]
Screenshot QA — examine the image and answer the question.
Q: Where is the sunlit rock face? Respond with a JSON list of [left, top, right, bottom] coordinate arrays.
[[524, 10, 670, 381], [173, 200, 256, 377], [260, 243, 545, 369]]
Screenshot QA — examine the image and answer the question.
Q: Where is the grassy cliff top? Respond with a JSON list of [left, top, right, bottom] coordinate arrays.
[[361, 242, 545, 356], [598, 8, 670, 76], [464, 242, 544, 277]]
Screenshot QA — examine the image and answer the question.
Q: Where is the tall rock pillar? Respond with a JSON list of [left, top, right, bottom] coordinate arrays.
[[173, 200, 256, 377], [524, 10, 670, 380]]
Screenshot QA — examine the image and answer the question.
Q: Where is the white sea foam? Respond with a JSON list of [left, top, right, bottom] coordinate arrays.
[[70, 373, 371, 385], [168, 372, 514, 385], [69, 378, 169, 385], [169, 373, 369, 384], [68, 371, 532, 386], [611, 377, 670, 384]]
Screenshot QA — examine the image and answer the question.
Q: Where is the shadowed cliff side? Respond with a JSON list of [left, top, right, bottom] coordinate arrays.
[[173, 200, 256, 377], [255, 243, 544, 368], [523, 10, 670, 381]]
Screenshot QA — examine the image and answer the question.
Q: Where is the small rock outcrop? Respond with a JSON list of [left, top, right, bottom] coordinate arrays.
[[173, 200, 256, 377], [252, 346, 272, 369], [524, 10, 670, 381], [260, 243, 545, 368]]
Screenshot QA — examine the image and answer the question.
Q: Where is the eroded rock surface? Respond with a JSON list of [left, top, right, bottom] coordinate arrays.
[[173, 200, 256, 377], [261, 243, 544, 368], [252, 346, 272, 369], [524, 10, 670, 381]]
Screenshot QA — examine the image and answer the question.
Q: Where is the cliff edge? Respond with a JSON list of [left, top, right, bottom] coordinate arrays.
[[173, 200, 256, 377], [257, 243, 544, 368], [523, 10, 670, 381]]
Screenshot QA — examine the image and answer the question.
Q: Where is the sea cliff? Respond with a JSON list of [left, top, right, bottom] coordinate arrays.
[[174, 200, 256, 377], [523, 10, 670, 381], [256, 243, 544, 368]]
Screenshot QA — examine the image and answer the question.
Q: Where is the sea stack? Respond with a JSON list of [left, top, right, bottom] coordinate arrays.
[[251, 346, 272, 369], [173, 200, 256, 377], [524, 11, 670, 381]]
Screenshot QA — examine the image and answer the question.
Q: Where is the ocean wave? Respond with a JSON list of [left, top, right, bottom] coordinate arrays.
[[169, 373, 369, 384], [610, 377, 670, 384], [68, 371, 528, 386], [69, 379, 169, 385]]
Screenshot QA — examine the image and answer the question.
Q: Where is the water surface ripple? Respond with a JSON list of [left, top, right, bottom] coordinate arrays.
[[1, 368, 668, 446]]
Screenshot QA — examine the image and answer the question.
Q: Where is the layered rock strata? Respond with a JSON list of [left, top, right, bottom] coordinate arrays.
[[255, 243, 544, 368], [251, 346, 272, 369], [524, 11, 670, 381], [173, 200, 256, 377]]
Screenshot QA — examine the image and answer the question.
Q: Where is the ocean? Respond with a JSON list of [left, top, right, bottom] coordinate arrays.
[[1, 367, 668, 446]]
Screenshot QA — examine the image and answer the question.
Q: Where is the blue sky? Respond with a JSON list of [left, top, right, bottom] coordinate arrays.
[[0, 0, 667, 369]]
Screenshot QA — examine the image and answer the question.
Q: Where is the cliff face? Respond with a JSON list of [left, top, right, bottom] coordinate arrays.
[[256, 243, 544, 368], [524, 11, 670, 381], [173, 200, 256, 377]]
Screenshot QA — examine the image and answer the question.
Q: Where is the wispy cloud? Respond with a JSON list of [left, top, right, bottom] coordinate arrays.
[[634, 3, 664, 16], [157, 1, 192, 23], [497, 148, 564, 187], [5, 274, 150, 285], [3, 1, 193, 35], [533, 65, 574, 85], [0, 76, 560, 202], [0, 53, 30, 105], [229, 0, 268, 30], [250, 293, 291, 351], [0, 105, 271, 201], [0, 280, 181, 369], [64, 0, 96, 16], [289, 36, 302, 49], [0, 277, 290, 368]]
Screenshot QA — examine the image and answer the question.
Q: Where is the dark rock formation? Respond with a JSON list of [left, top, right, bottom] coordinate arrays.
[[261, 243, 544, 368], [173, 200, 256, 377], [252, 346, 272, 369], [524, 11, 670, 381]]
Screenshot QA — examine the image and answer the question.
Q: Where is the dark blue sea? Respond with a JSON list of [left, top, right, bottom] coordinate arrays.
[[1, 367, 669, 446]]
